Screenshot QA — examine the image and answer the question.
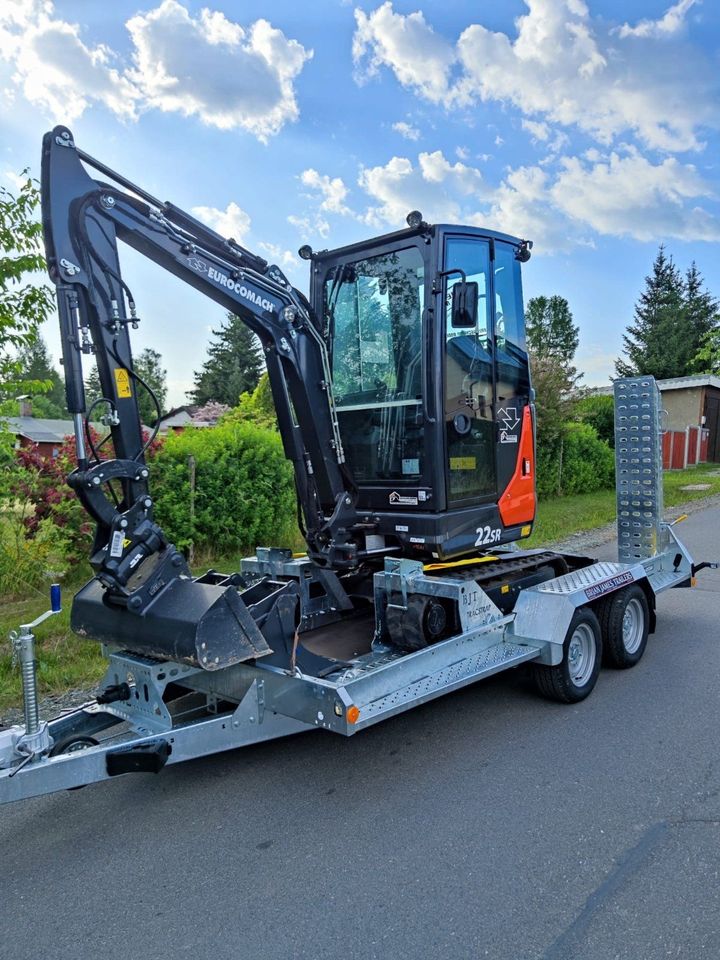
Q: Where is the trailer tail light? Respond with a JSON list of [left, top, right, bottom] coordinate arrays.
[[347, 705, 361, 724], [522, 458, 531, 477]]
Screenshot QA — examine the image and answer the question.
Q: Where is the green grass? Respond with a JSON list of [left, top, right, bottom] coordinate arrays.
[[526, 462, 720, 548], [1, 462, 719, 714], [0, 575, 106, 715]]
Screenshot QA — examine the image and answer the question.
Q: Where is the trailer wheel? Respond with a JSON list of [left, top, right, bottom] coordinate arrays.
[[531, 607, 602, 703], [50, 736, 99, 790], [597, 585, 649, 669]]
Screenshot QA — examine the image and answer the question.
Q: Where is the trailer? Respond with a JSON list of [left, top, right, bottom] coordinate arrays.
[[1, 376, 714, 805]]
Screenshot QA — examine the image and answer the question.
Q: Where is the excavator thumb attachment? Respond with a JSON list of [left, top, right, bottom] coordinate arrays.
[[71, 577, 273, 670]]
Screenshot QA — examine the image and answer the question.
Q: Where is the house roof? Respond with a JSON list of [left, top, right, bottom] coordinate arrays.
[[588, 374, 720, 397], [654, 374, 720, 392], [2, 416, 77, 444], [2, 416, 151, 444]]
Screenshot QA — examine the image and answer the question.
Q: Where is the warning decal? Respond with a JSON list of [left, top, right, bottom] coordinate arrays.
[[114, 367, 132, 398]]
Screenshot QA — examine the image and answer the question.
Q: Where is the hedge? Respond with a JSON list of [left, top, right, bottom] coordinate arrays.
[[151, 420, 297, 557]]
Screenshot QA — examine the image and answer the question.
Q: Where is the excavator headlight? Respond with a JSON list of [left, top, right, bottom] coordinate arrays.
[[406, 210, 424, 229], [298, 244, 313, 260]]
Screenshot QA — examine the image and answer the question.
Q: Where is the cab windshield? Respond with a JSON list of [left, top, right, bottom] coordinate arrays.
[[325, 246, 425, 482]]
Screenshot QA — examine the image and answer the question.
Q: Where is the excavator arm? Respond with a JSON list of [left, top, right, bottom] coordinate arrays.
[[41, 125, 363, 618]]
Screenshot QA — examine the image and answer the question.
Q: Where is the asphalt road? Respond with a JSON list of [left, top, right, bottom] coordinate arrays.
[[2, 508, 720, 960]]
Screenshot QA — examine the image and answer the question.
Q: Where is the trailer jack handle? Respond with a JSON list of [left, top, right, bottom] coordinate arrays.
[[7, 585, 63, 770]]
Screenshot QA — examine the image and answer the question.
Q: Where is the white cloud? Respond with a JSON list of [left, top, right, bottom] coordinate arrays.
[[353, 1, 455, 102], [352, 1, 715, 152], [191, 201, 251, 241], [358, 150, 485, 227], [126, 1, 312, 141], [392, 121, 420, 141], [287, 213, 330, 240], [0, 0, 311, 140], [299, 169, 351, 214], [618, 0, 698, 39], [522, 119, 550, 141], [322, 146, 720, 252], [551, 150, 720, 242], [0, 0, 138, 121], [258, 241, 297, 268]]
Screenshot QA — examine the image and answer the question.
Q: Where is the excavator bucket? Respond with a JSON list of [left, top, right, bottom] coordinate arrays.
[[71, 577, 273, 670]]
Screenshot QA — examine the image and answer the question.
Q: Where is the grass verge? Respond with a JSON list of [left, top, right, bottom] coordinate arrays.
[[1, 462, 719, 714]]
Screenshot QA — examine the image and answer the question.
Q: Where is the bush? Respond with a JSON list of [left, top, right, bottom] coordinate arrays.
[[223, 372, 278, 430], [575, 394, 615, 447], [560, 422, 615, 495], [151, 420, 296, 557], [0, 515, 66, 598], [535, 421, 614, 499]]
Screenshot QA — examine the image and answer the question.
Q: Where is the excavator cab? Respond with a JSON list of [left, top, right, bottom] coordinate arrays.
[[311, 222, 535, 560]]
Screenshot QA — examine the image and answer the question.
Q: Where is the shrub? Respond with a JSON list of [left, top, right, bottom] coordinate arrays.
[[560, 421, 615, 495], [0, 515, 66, 598], [575, 393, 615, 447], [151, 420, 296, 558], [535, 421, 614, 499], [223, 372, 278, 430]]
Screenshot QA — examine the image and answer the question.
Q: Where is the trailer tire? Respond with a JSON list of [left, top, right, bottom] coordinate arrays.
[[531, 607, 602, 704], [49, 736, 99, 790], [597, 584, 649, 669]]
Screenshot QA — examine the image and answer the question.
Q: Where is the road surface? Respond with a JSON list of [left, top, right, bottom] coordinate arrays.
[[2, 507, 719, 960]]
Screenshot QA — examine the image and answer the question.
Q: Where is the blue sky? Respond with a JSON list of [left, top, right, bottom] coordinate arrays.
[[1, 0, 718, 404]]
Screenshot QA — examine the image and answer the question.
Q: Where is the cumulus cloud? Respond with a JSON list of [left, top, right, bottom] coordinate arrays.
[[358, 150, 485, 227], [392, 121, 420, 141], [0, 0, 138, 121], [353, 2, 454, 102], [0, 0, 311, 140], [618, 0, 699, 39], [352, 1, 715, 152], [305, 146, 719, 252], [258, 241, 297, 268], [299, 169, 351, 214], [287, 213, 330, 240], [192, 201, 251, 241], [522, 119, 550, 141], [126, 1, 311, 140], [551, 150, 720, 241]]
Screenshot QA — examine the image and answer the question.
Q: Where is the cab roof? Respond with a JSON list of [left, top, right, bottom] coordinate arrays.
[[315, 222, 527, 262]]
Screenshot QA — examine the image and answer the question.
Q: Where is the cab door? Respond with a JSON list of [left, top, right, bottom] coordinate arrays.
[[443, 235, 496, 506]]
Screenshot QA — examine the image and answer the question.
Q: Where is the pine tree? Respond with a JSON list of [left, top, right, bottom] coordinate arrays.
[[189, 313, 263, 406], [684, 263, 719, 374], [85, 347, 168, 426], [616, 246, 686, 379], [15, 335, 68, 418]]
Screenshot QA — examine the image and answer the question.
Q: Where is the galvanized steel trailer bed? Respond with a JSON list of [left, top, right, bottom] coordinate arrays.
[[1, 378, 713, 806]]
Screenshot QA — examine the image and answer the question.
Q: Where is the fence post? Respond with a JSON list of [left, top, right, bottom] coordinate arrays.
[[188, 454, 196, 565]]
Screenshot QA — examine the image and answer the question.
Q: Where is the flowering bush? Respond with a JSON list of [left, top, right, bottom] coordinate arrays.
[[7, 427, 162, 569]]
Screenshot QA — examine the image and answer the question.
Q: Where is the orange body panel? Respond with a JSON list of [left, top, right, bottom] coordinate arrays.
[[498, 405, 536, 527]]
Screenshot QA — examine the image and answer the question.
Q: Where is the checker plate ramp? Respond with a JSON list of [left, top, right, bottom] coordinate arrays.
[[614, 377, 664, 562]]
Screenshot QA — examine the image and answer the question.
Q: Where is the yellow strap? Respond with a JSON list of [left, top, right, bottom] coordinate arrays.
[[423, 555, 499, 572]]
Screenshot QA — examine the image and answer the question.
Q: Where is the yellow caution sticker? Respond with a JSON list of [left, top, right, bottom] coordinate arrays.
[[114, 367, 132, 398], [449, 456, 477, 470]]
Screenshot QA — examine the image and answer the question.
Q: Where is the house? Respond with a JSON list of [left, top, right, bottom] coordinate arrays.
[[155, 402, 230, 434], [2, 416, 76, 459], [2, 403, 152, 459], [590, 374, 720, 465]]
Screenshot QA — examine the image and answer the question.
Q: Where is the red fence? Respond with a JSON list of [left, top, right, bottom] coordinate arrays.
[[662, 427, 710, 470]]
